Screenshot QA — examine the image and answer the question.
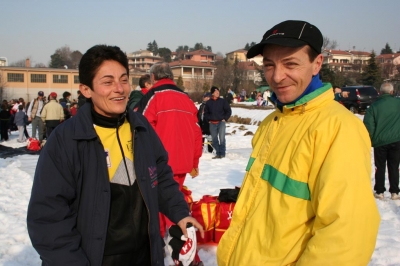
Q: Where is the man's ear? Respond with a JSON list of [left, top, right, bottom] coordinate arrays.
[[312, 54, 323, 75], [79, 84, 92, 99]]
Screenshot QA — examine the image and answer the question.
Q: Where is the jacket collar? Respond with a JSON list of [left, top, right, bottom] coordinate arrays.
[[151, 78, 176, 90], [71, 102, 147, 140], [277, 83, 333, 115]]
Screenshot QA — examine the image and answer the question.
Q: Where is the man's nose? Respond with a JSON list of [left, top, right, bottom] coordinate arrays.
[[271, 64, 286, 83]]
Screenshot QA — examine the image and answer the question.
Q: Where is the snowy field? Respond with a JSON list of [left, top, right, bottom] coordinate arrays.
[[0, 106, 399, 265]]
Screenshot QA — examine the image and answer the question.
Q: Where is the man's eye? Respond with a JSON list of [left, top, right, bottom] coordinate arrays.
[[285, 62, 297, 67], [121, 79, 128, 83]]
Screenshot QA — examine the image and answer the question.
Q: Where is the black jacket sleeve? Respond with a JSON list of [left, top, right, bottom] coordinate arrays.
[[27, 133, 89, 266]]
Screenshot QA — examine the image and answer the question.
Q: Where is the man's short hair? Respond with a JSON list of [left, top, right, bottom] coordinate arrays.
[[150, 62, 174, 81], [62, 91, 71, 98], [79, 45, 129, 90], [380, 82, 394, 94], [139, 74, 151, 88]]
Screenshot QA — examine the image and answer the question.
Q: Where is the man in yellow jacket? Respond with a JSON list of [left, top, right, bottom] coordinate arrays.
[[217, 20, 380, 266]]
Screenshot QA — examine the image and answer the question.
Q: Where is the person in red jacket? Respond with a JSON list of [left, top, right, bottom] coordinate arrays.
[[135, 62, 203, 265]]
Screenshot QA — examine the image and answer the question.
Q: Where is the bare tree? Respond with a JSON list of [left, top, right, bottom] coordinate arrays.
[[322, 36, 338, 51], [9, 59, 28, 67], [34, 63, 47, 68], [49, 45, 82, 69], [213, 59, 234, 94]]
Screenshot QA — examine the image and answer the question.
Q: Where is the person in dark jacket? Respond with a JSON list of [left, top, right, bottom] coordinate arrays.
[[77, 90, 86, 109], [135, 62, 203, 265], [59, 91, 72, 120], [128, 74, 152, 109], [27, 44, 203, 266], [0, 103, 11, 141], [198, 92, 213, 153], [225, 87, 234, 104], [204, 86, 232, 159], [363, 82, 400, 200]]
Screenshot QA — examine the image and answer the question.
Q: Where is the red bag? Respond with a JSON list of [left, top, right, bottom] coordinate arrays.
[[214, 202, 235, 243], [191, 195, 218, 243], [182, 186, 193, 207], [27, 138, 41, 151]]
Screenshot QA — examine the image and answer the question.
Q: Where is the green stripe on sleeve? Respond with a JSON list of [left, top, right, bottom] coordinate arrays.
[[246, 157, 255, 171]]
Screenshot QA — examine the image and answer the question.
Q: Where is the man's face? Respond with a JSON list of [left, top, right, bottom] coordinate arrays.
[[80, 60, 130, 118], [212, 89, 220, 98], [145, 81, 152, 90], [262, 44, 322, 103]]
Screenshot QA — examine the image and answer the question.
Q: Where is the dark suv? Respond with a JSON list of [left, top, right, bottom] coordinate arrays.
[[339, 86, 379, 113]]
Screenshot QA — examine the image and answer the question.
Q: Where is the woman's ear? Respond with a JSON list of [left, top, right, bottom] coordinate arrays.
[[79, 84, 92, 99]]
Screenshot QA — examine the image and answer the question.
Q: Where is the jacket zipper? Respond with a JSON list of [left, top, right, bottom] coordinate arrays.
[[131, 129, 154, 265]]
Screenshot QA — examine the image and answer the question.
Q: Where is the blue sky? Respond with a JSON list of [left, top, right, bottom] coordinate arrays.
[[1, 0, 399, 66]]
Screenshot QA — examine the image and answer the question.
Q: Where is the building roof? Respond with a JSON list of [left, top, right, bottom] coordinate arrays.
[[350, 51, 371, 56], [186, 49, 216, 56], [226, 49, 248, 55], [169, 60, 216, 68], [0, 66, 78, 72], [237, 61, 260, 70], [323, 49, 371, 57], [323, 49, 351, 55], [376, 53, 400, 59]]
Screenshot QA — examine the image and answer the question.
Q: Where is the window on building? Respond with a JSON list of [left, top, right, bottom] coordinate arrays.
[[74, 75, 80, 84], [53, 74, 68, 83], [7, 73, 24, 82], [31, 74, 46, 83]]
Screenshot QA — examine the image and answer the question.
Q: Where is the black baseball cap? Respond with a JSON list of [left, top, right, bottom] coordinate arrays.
[[247, 20, 323, 59]]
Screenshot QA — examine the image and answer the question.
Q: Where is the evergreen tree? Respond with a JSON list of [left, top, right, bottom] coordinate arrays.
[[381, 43, 393, 54], [194, 43, 204, 50], [49, 53, 65, 68], [176, 76, 184, 90], [158, 47, 171, 62], [152, 40, 158, 55], [147, 40, 158, 55], [244, 43, 250, 50], [361, 51, 383, 89], [147, 42, 153, 52]]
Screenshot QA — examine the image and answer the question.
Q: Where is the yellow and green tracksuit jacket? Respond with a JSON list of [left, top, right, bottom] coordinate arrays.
[[217, 83, 380, 266]]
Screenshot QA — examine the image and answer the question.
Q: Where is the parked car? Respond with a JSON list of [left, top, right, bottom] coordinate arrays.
[[339, 86, 379, 114]]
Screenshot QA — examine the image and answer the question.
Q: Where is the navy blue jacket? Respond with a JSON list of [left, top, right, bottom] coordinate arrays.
[[204, 97, 232, 122], [27, 103, 189, 266]]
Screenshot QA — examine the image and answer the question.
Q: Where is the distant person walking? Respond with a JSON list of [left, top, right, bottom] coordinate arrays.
[[364, 82, 400, 200], [27, 91, 45, 143], [14, 105, 27, 142], [204, 86, 232, 159]]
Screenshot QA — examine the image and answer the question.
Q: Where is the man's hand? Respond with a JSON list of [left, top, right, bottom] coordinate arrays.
[[28, 117, 32, 122], [190, 168, 199, 178], [177, 216, 204, 239]]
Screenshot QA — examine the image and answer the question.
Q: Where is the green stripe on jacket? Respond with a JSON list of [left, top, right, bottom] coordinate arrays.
[[246, 157, 311, 200]]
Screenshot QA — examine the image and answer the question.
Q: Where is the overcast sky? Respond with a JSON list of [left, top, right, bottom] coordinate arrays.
[[1, 0, 399, 66]]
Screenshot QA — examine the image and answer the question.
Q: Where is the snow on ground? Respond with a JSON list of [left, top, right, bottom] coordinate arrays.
[[0, 107, 399, 265]]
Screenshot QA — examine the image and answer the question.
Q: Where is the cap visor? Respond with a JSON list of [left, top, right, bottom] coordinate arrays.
[[247, 38, 308, 59], [247, 43, 265, 59]]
